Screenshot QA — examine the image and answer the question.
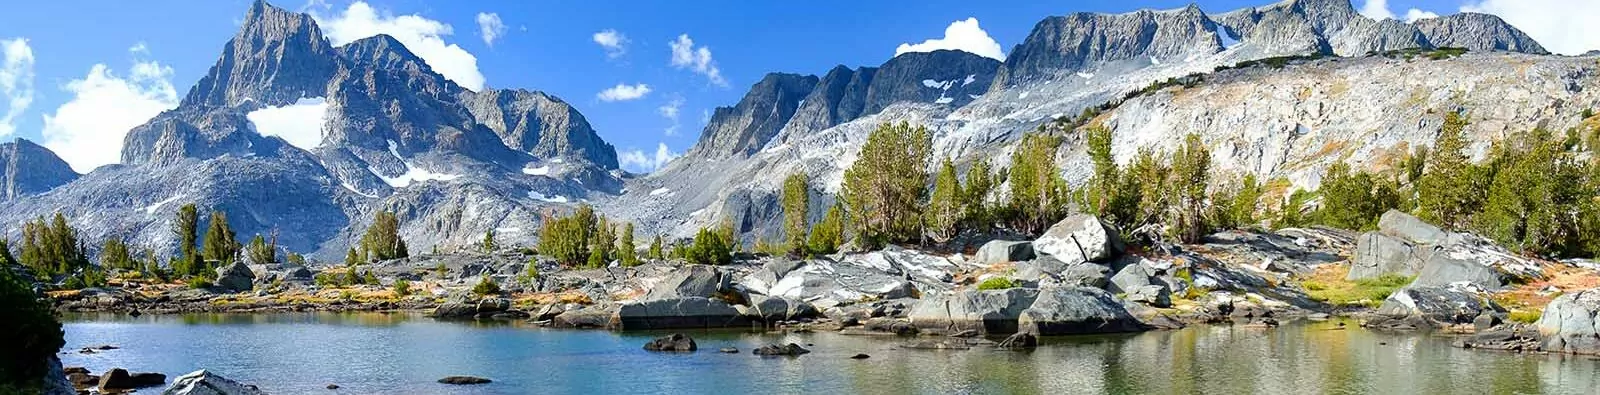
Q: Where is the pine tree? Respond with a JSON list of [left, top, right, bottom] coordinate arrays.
[[245, 234, 277, 265], [171, 204, 200, 276], [482, 229, 497, 253], [648, 234, 665, 260], [100, 237, 135, 270], [1006, 132, 1069, 235], [781, 173, 810, 256], [360, 211, 407, 261], [19, 213, 92, 283], [593, 216, 617, 263], [841, 121, 932, 249], [925, 158, 963, 242], [201, 211, 240, 266], [618, 222, 639, 266], [1128, 148, 1170, 228], [1169, 134, 1212, 243], [1231, 173, 1264, 228], [345, 248, 361, 267], [962, 157, 995, 230], [537, 207, 593, 267], [685, 227, 733, 265], [0, 240, 16, 268], [1417, 111, 1480, 229], [808, 202, 846, 255]]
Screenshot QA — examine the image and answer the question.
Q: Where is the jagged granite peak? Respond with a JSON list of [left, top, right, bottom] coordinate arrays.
[[120, 107, 287, 166], [0, 138, 77, 200], [686, 73, 819, 160], [1412, 13, 1548, 54], [863, 50, 999, 115], [1214, 0, 1424, 56], [183, 0, 338, 108], [460, 89, 619, 170], [780, 65, 877, 138], [993, 4, 1221, 88]]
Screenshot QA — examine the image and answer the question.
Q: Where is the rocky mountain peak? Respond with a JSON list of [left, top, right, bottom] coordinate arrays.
[[460, 88, 619, 170], [992, 5, 1222, 88], [183, 0, 338, 108], [1412, 13, 1548, 54], [0, 138, 77, 201], [686, 73, 819, 160]]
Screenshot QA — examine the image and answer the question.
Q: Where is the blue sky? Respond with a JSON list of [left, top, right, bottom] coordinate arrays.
[[0, 0, 1592, 173]]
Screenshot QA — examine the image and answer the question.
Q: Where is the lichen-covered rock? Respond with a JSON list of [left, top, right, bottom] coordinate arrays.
[[161, 370, 267, 395], [1536, 288, 1600, 355], [909, 288, 1039, 335], [644, 265, 729, 300], [614, 297, 749, 330], [975, 240, 1035, 265], [1018, 287, 1146, 335], [213, 261, 256, 293], [1369, 285, 1503, 330], [1032, 214, 1123, 264]]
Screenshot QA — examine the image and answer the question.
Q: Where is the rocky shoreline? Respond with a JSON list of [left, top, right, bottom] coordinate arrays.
[[48, 213, 1600, 370]]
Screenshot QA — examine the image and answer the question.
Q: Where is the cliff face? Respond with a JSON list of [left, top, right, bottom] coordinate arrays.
[[0, 139, 77, 201]]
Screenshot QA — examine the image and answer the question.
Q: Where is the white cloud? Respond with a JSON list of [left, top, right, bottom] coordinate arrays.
[[0, 38, 34, 138], [41, 58, 179, 173], [1462, 0, 1600, 55], [476, 12, 506, 46], [658, 97, 683, 136], [1359, 0, 1396, 20], [1403, 9, 1440, 22], [247, 97, 330, 150], [618, 142, 679, 173], [895, 18, 1006, 61], [597, 83, 651, 102], [313, 1, 486, 90], [593, 29, 628, 59], [669, 34, 727, 87]]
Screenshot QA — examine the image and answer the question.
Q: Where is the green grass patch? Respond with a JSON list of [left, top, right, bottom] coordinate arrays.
[[1304, 274, 1414, 308], [977, 277, 1018, 291], [1508, 310, 1542, 324]]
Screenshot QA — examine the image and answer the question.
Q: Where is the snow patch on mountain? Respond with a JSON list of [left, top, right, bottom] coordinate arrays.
[[246, 97, 329, 150]]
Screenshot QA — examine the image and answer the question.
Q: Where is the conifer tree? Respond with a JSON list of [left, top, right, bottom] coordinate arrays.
[[808, 202, 846, 255], [482, 229, 497, 253], [781, 173, 810, 256], [171, 204, 200, 276], [962, 157, 995, 229], [648, 234, 665, 260], [1169, 134, 1211, 243], [841, 121, 932, 249], [100, 237, 135, 270], [618, 222, 639, 266], [1417, 111, 1480, 229], [360, 211, 407, 261], [1007, 132, 1069, 235], [925, 158, 963, 242], [201, 211, 240, 266], [245, 234, 277, 265]]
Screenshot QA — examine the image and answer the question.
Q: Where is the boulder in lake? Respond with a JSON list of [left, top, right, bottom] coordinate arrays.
[[1368, 285, 1504, 330], [98, 368, 134, 391], [161, 370, 267, 395], [1018, 287, 1146, 335], [643, 333, 698, 352], [745, 294, 819, 322], [1536, 288, 1600, 355], [752, 343, 810, 356], [551, 305, 617, 329], [614, 297, 750, 330], [908, 288, 1039, 335], [431, 302, 478, 319], [1032, 214, 1123, 264], [437, 376, 492, 385], [975, 240, 1035, 264]]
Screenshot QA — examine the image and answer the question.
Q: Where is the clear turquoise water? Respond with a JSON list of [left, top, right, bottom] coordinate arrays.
[[60, 313, 1600, 394]]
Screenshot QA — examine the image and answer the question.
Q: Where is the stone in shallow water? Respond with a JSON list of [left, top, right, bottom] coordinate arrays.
[[642, 333, 698, 352], [437, 376, 492, 385], [161, 370, 267, 395], [752, 343, 810, 356]]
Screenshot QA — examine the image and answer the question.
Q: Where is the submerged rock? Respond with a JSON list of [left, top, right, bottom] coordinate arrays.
[[752, 343, 810, 356], [437, 376, 492, 385], [643, 333, 698, 352], [997, 332, 1038, 349]]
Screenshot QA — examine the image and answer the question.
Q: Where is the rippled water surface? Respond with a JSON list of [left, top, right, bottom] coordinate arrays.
[[61, 313, 1600, 394]]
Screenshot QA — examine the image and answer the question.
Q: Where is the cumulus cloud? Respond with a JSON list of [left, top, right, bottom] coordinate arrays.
[[597, 83, 651, 102], [247, 97, 330, 150], [1462, 0, 1600, 55], [1403, 9, 1440, 22], [618, 142, 679, 173], [476, 12, 506, 46], [895, 18, 1005, 61], [658, 97, 683, 136], [313, 1, 486, 90], [669, 34, 727, 87], [593, 29, 628, 59], [0, 38, 34, 138], [41, 55, 180, 173], [1359, 0, 1397, 20]]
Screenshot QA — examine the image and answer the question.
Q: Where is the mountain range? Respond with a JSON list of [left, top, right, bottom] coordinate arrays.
[[0, 0, 1593, 261]]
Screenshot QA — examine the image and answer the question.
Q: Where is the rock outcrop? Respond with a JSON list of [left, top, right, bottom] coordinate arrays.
[[1411, 13, 1547, 54], [1032, 214, 1123, 264], [1536, 288, 1600, 355], [0, 139, 77, 200], [161, 370, 267, 395], [1368, 284, 1504, 330], [909, 287, 1144, 336], [686, 73, 818, 160]]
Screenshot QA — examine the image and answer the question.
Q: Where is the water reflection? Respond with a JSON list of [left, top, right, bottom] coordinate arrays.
[[60, 313, 1600, 394]]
